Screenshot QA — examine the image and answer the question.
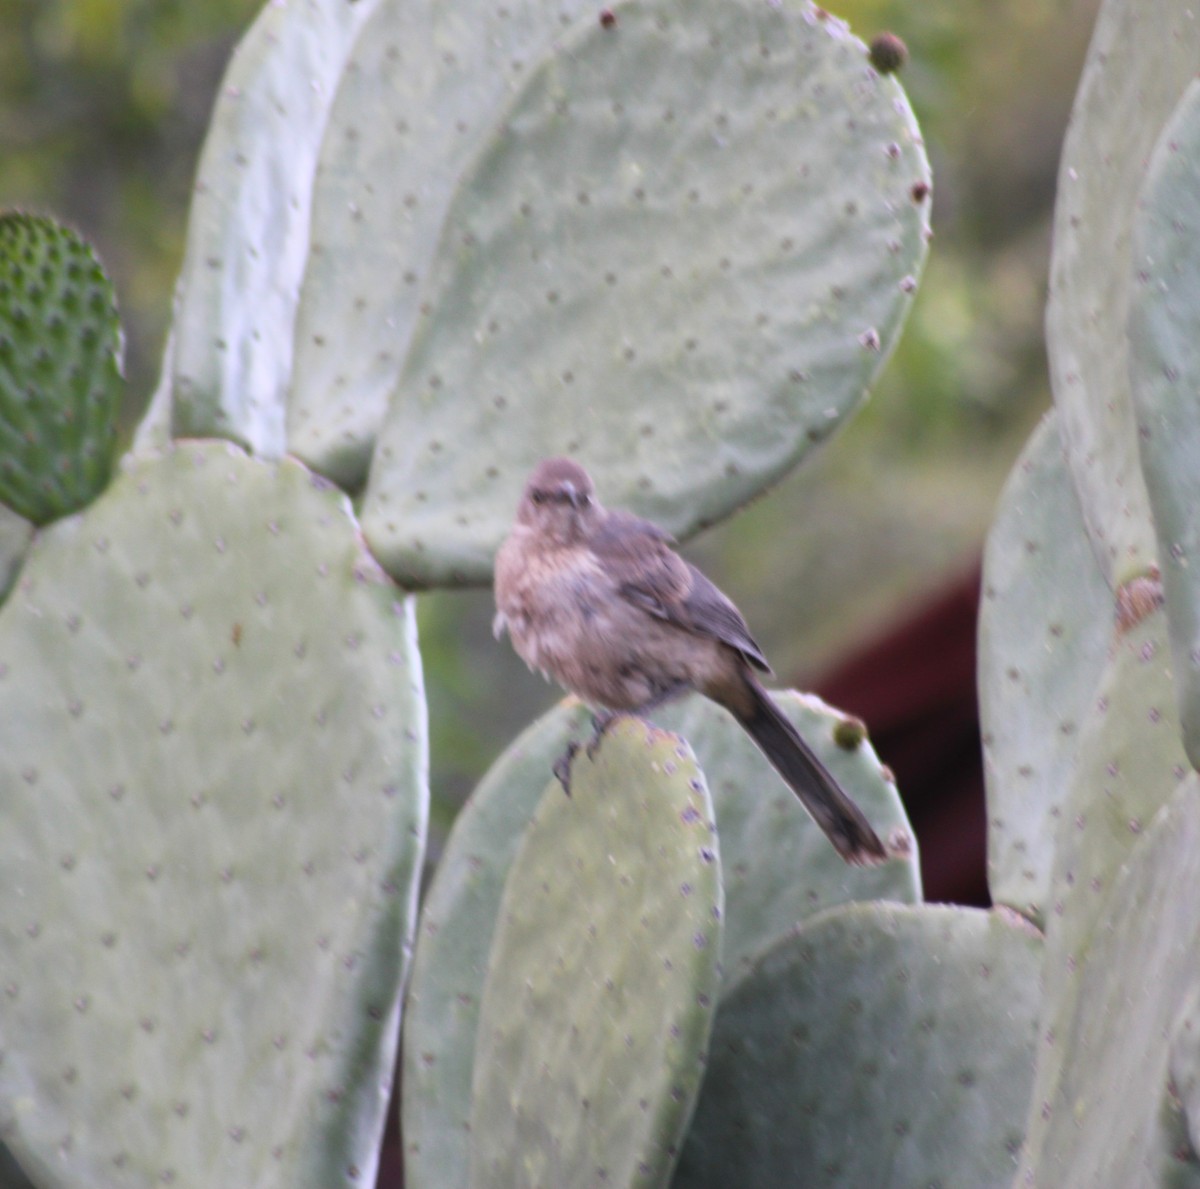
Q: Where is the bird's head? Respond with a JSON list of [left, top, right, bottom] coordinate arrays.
[[517, 457, 600, 544]]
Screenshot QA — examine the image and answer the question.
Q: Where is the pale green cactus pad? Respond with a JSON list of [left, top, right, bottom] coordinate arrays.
[[468, 718, 722, 1189], [978, 412, 1111, 924], [402, 691, 917, 1188], [671, 903, 1043, 1189], [1017, 602, 1190, 1183], [165, 0, 381, 454], [1129, 78, 1200, 773], [1018, 777, 1200, 1188], [0, 213, 122, 525], [286, 0, 594, 488], [1044, 0, 1199, 585], [362, 0, 931, 586], [0, 443, 427, 1188]]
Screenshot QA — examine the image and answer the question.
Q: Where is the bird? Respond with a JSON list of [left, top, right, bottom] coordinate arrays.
[[492, 457, 887, 866]]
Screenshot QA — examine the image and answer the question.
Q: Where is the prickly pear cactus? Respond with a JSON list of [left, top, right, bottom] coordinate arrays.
[[362, 0, 931, 586], [671, 903, 1043, 1189], [0, 443, 427, 1188], [286, 0, 594, 488], [402, 692, 918, 1188], [1044, 0, 1199, 585], [163, 0, 382, 454], [1020, 778, 1200, 1188], [0, 213, 122, 525], [469, 719, 722, 1189], [1129, 78, 1200, 772], [978, 412, 1110, 925]]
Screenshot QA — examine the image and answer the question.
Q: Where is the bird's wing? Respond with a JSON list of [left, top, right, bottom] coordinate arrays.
[[591, 510, 772, 673]]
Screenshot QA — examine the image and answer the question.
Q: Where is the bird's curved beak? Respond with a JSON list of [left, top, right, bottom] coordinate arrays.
[[564, 481, 582, 509]]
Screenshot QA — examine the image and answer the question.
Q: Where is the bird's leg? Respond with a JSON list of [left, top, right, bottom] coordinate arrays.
[[553, 739, 581, 796], [584, 682, 693, 760]]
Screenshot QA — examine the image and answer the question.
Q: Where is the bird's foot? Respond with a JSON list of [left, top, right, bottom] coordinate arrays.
[[585, 710, 620, 760], [552, 740, 581, 796]]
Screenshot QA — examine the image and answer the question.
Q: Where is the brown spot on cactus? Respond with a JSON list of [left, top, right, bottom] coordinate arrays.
[[868, 32, 908, 75]]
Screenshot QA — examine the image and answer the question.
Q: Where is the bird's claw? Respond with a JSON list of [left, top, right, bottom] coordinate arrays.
[[553, 740, 581, 796], [585, 710, 619, 760]]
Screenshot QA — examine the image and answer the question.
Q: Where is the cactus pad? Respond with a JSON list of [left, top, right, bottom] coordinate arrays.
[[1018, 776, 1200, 1188], [361, 0, 931, 586], [1044, 0, 1199, 584], [672, 903, 1043, 1188], [0, 443, 427, 1187], [0, 213, 122, 524], [1018, 602, 1189, 1182], [978, 412, 1111, 924], [166, 0, 381, 454], [403, 690, 916, 1186], [468, 718, 722, 1188], [1129, 78, 1200, 772]]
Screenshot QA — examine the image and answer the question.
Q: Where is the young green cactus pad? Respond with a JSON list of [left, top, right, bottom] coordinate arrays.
[[0, 213, 122, 525], [286, 0, 594, 489], [1129, 78, 1200, 774], [1044, 0, 1200, 586], [0, 503, 31, 605], [1017, 777, 1200, 1188], [978, 412, 1111, 925], [361, 0, 931, 587], [1018, 601, 1189, 1185], [166, 0, 381, 454], [402, 691, 917, 1188], [0, 443, 428, 1188], [468, 718, 723, 1189], [671, 903, 1043, 1189]]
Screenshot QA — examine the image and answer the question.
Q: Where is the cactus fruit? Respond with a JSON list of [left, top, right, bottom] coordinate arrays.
[[360, 0, 931, 587], [468, 718, 722, 1189], [1129, 78, 1200, 772], [1044, 0, 1200, 585], [978, 412, 1110, 925], [671, 903, 1043, 1189], [0, 213, 122, 525], [0, 442, 427, 1188]]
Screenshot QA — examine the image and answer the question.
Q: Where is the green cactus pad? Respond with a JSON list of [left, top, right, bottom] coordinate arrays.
[[0, 213, 122, 524], [978, 412, 1111, 924], [0, 503, 31, 605], [1018, 776, 1200, 1188], [0, 443, 427, 1188], [654, 692, 919, 983], [468, 717, 722, 1188], [165, 0, 381, 454], [361, 0, 931, 587], [287, 0, 594, 489], [1018, 603, 1190, 1182], [1129, 79, 1200, 773], [1044, 0, 1199, 585], [671, 903, 1042, 1189], [401, 700, 594, 1189], [402, 691, 916, 1188]]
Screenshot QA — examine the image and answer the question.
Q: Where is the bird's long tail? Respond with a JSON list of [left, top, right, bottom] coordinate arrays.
[[731, 678, 887, 866]]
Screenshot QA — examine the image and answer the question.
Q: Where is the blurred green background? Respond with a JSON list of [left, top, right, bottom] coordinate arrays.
[[1, 0, 1100, 857]]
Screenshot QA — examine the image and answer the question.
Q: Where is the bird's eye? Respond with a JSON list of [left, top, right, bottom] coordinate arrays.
[[530, 490, 546, 505]]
